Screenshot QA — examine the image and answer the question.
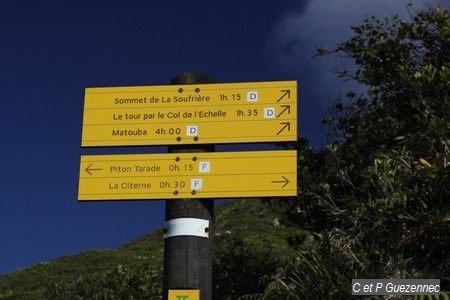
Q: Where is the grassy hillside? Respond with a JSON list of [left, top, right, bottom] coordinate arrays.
[[0, 230, 164, 299], [0, 198, 305, 299]]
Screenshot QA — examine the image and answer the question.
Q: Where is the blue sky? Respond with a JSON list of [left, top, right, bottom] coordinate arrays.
[[0, 0, 445, 274]]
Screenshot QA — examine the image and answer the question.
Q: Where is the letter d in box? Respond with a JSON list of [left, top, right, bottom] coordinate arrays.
[[186, 125, 198, 136]]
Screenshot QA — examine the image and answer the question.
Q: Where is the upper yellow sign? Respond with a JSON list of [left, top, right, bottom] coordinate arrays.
[[78, 150, 297, 201], [81, 81, 297, 146]]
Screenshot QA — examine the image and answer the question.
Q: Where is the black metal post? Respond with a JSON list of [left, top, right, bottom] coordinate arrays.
[[162, 72, 215, 300]]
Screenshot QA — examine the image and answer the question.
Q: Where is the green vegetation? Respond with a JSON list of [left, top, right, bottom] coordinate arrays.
[[1, 4, 448, 299], [253, 4, 450, 299], [0, 199, 304, 299], [0, 230, 164, 299]]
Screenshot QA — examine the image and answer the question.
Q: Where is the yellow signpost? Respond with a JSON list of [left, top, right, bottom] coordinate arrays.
[[78, 77, 298, 298], [168, 290, 200, 300], [78, 150, 297, 200], [81, 81, 297, 146]]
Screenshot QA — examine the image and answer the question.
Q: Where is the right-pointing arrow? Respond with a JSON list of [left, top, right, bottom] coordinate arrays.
[[271, 176, 290, 188], [276, 122, 291, 135]]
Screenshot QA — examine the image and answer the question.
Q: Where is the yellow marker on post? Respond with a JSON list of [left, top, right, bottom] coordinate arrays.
[[81, 80, 297, 146], [168, 290, 200, 300]]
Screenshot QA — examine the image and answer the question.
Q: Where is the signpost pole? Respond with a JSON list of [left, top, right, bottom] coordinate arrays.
[[163, 72, 215, 300]]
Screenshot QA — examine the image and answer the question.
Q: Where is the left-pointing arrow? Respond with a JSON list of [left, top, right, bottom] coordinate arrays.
[[85, 164, 102, 175], [271, 176, 290, 188]]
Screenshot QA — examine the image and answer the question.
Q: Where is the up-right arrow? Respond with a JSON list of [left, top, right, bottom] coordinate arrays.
[[277, 89, 291, 102], [271, 176, 290, 188], [277, 105, 291, 118], [276, 122, 291, 135]]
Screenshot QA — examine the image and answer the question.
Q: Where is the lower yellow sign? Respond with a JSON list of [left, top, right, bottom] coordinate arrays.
[[78, 150, 297, 201], [168, 290, 199, 300]]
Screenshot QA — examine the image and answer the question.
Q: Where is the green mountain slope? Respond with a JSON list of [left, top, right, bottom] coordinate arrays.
[[0, 230, 165, 299], [0, 198, 305, 299]]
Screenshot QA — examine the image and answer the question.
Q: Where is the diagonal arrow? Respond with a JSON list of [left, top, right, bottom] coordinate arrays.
[[277, 89, 291, 102], [276, 122, 291, 135], [271, 176, 290, 188], [277, 105, 291, 118], [85, 164, 102, 176]]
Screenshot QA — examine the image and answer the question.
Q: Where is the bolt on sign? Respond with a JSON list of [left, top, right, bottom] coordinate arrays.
[[78, 150, 297, 201], [81, 81, 297, 146], [168, 290, 200, 300]]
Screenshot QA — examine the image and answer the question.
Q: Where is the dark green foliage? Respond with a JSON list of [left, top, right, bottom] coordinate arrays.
[[47, 264, 162, 299], [212, 199, 309, 299], [263, 4, 450, 298], [213, 237, 279, 299]]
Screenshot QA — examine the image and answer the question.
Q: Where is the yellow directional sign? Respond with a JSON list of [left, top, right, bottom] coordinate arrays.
[[78, 150, 297, 200], [81, 81, 297, 146], [168, 290, 200, 300]]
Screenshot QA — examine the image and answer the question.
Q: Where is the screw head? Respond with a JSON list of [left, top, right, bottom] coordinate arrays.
[[173, 190, 179, 195], [191, 190, 196, 195], [176, 136, 181, 142], [192, 156, 197, 161], [195, 87, 200, 93], [193, 136, 199, 141], [178, 88, 184, 93], [175, 157, 180, 162]]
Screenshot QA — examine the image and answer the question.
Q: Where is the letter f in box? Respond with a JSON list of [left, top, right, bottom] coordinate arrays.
[[199, 161, 210, 173], [191, 178, 203, 190]]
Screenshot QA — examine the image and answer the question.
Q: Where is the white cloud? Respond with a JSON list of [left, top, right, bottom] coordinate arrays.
[[271, 0, 445, 71], [269, 0, 446, 108], [268, 0, 446, 146]]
